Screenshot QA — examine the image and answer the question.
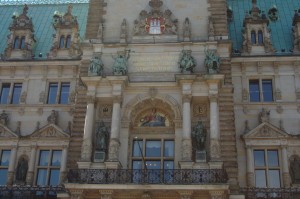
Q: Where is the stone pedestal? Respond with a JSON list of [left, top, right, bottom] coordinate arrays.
[[178, 161, 194, 169]]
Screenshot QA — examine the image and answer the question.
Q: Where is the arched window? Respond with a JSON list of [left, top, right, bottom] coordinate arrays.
[[65, 35, 71, 49], [20, 36, 26, 49], [59, 36, 65, 48], [258, 30, 263, 45], [13, 37, 19, 49], [251, 31, 256, 44]]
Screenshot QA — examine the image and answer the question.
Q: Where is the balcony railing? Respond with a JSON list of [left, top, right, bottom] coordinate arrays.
[[240, 187, 300, 199], [67, 169, 228, 184], [0, 185, 65, 199]]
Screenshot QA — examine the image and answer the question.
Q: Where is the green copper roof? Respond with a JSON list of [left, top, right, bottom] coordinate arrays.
[[0, 3, 89, 59], [228, 0, 300, 54]]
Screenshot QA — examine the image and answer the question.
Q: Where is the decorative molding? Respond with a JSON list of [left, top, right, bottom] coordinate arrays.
[[193, 104, 208, 117], [31, 123, 70, 138]]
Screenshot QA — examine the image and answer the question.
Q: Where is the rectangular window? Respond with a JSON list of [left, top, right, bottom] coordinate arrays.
[[249, 79, 273, 102], [11, 83, 22, 104], [0, 150, 11, 185], [47, 82, 70, 104], [254, 149, 280, 188], [36, 150, 62, 186], [0, 84, 11, 104]]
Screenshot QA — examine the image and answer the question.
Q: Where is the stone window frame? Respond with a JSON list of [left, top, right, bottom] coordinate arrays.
[[131, 137, 175, 170], [0, 149, 11, 185], [250, 29, 264, 46], [13, 36, 26, 50], [34, 149, 62, 186], [253, 148, 282, 188], [0, 81, 23, 105], [46, 81, 71, 105], [59, 35, 71, 49], [248, 77, 274, 102]]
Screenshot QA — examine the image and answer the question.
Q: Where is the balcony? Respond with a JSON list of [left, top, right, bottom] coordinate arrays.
[[67, 169, 228, 184], [240, 187, 300, 199]]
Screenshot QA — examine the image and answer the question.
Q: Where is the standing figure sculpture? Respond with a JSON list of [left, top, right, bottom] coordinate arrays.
[[204, 49, 221, 74], [89, 56, 104, 76], [112, 50, 130, 75], [16, 157, 28, 182], [178, 50, 196, 73], [290, 155, 300, 184], [192, 121, 206, 151], [95, 121, 109, 152]]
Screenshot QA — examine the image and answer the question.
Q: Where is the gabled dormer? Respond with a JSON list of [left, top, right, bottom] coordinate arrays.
[[293, 10, 300, 53], [48, 4, 82, 59], [242, 0, 274, 55], [4, 4, 36, 60]]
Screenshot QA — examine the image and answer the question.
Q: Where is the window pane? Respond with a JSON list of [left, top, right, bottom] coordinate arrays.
[[49, 169, 60, 185], [0, 150, 11, 166], [132, 161, 142, 170], [13, 37, 19, 49], [262, 79, 273, 102], [0, 169, 8, 185], [0, 84, 10, 104], [36, 169, 48, 185], [268, 170, 281, 188], [65, 36, 71, 48], [254, 150, 265, 166], [132, 140, 143, 157], [249, 80, 260, 102], [51, 151, 62, 166], [11, 83, 22, 104], [164, 161, 174, 170], [146, 161, 160, 169], [146, 141, 161, 157], [258, 31, 263, 45], [164, 141, 174, 157], [255, 170, 267, 188], [20, 37, 25, 49], [251, 31, 256, 44], [59, 83, 70, 104], [59, 36, 65, 48], [39, 150, 49, 166], [47, 83, 58, 104], [267, 150, 279, 167]]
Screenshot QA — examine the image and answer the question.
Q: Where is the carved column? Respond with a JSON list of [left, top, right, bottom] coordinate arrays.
[[26, 145, 37, 185], [209, 95, 221, 161], [209, 191, 225, 199], [182, 94, 192, 161], [246, 146, 255, 187], [60, 146, 68, 183], [81, 95, 95, 161], [7, 146, 17, 185], [281, 146, 290, 187], [99, 190, 113, 199], [108, 96, 122, 162]]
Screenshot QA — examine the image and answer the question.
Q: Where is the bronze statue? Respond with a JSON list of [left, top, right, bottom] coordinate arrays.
[[178, 50, 196, 73], [95, 121, 109, 152], [89, 56, 104, 76], [290, 155, 300, 184], [204, 49, 221, 74], [192, 121, 206, 151], [16, 157, 28, 182]]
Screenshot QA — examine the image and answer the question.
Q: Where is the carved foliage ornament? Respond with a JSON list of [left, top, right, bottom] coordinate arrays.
[[133, 0, 178, 36]]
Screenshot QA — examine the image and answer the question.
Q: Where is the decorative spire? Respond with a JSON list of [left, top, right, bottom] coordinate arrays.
[[67, 4, 73, 15], [149, 0, 163, 11], [22, 4, 28, 15], [250, 0, 260, 19]]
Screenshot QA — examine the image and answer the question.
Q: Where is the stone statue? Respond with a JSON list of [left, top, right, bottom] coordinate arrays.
[[95, 121, 109, 152], [178, 50, 196, 73], [120, 19, 127, 43], [47, 110, 58, 125], [97, 23, 104, 41], [112, 50, 130, 75], [89, 56, 104, 76], [183, 17, 191, 41], [290, 155, 300, 184], [192, 121, 206, 151], [208, 16, 215, 38], [204, 49, 221, 74], [0, 110, 9, 126], [16, 157, 28, 182]]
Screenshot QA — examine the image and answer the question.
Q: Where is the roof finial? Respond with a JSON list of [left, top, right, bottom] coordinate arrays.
[[67, 4, 73, 15], [149, 0, 163, 11], [23, 4, 28, 15], [252, 0, 257, 7]]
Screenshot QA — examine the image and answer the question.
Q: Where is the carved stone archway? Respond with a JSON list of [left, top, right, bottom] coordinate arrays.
[[122, 93, 182, 128]]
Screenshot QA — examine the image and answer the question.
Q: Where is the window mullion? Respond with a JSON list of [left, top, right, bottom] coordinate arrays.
[[56, 83, 61, 104]]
